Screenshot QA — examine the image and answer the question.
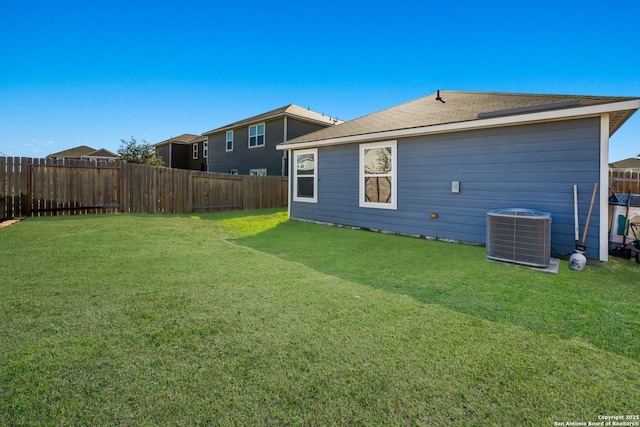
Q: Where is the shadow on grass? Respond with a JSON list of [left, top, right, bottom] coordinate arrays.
[[234, 217, 640, 363]]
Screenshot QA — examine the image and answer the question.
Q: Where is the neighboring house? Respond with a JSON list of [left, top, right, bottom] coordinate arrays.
[[277, 90, 640, 263], [155, 134, 209, 170], [610, 157, 640, 170], [47, 146, 118, 161], [203, 104, 342, 176]]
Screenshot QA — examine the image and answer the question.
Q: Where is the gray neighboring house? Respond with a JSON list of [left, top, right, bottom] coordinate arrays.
[[155, 134, 209, 170], [277, 90, 640, 262], [203, 104, 342, 176]]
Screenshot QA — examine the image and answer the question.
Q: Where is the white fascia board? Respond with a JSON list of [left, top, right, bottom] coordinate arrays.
[[276, 99, 640, 150]]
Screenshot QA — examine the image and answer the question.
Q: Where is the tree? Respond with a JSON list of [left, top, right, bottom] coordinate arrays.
[[117, 137, 164, 166]]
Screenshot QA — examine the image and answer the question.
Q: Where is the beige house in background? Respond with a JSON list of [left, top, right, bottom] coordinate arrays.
[[610, 157, 640, 170], [47, 146, 118, 162]]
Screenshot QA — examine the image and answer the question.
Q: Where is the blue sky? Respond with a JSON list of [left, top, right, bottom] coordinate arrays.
[[1, 0, 638, 161]]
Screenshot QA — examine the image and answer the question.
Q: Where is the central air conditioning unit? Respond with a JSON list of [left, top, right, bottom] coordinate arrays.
[[486, 208, 552, 267]]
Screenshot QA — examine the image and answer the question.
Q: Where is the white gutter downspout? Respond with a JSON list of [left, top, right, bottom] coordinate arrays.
[[599, 114, 610, 262], [283, 117, 292, 217], [287, 149, 292, 217]]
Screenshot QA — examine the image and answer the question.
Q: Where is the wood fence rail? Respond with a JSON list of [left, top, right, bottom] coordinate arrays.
[[0, 157, 288, 220], [609, 169, 640, 195]]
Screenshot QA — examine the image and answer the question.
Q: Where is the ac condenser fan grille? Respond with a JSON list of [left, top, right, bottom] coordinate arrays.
[[487, 208, 551, 267]]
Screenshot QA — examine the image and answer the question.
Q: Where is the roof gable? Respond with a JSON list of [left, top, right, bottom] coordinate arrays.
[[278, 91, 640, 149], [155, 134, 200, 146], [48, 145, 97, 158], [83, 148, 118, 158], [610, 157, 640, 169], [189, 135, 207, 144]]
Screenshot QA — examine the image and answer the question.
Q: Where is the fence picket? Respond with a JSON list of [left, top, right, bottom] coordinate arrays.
[[6, 158, 15, 218], [609, 169, 640, 194], [0, 157, 6, 219], [0, 157, 288, 219]]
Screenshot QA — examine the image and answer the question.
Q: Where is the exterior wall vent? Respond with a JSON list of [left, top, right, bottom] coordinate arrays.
[[486, 208, 552, 267]]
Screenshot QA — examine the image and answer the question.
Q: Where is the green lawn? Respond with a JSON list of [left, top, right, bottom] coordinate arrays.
[[1, 210, 638, 426]]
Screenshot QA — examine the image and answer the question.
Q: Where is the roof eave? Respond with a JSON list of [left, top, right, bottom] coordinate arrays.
[[276, 99, 640, 151], [203, 112, 340, 136], [154, 141, 189, 147]]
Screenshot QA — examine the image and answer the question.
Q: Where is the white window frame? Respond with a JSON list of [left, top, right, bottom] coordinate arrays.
[[293, 148, 317, 203], [226, 131, 233, 152], [248, 123, 265, 148], [359, 140, 397, 210], [193, 143, 198, 159], [229, 169, 238, 175], [250, 168, 267, 176], [203, 141, 208, 158]]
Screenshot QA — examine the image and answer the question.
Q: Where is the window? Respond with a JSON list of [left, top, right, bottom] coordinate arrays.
[[249, 124, 265, 148], [359, 141, 397, 209], [250, 168, 267, 176], [226, 131, 233, 151], [229, 169, 238, 175], [293, 149, 317, 203], [203, 141, 208, 158], [193, 143, 198, 159]]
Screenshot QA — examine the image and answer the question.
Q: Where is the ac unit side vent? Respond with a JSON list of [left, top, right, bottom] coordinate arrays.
[[486, 208, 551, 267]]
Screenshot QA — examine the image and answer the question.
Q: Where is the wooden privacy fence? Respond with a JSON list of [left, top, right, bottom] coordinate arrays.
[[0, 157, 288, 220], [609, 169, 640, 194]]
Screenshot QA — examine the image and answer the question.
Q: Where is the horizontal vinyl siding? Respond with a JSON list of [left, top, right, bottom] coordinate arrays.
[[157, 145, 171, 168], [171, 144, 190, 170], [188, 143, 207, 171], [287, 119, 331, 140], [209, 119, 286, 175], [291, 117, 602, 259], [207, 133, 226, 172]]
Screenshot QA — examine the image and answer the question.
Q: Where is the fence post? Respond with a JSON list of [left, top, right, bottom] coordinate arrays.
[[25, 160, 31, 216], [0, 157, 5, 220], [242, 176, 247, 210], [7, 157, 15, 218]]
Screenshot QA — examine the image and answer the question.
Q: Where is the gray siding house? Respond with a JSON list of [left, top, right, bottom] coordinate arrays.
[[277, 90, 640, 262], [155, 134, 209, 170], [203, 105, 342, 176]]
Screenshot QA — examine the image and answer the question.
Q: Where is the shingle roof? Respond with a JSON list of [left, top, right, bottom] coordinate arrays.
[[202, 104, 342, 135], [610, 157, 640, 169], [278, 90, 639, 147], [190, 135, 207, 143], [48, 145, 97, 158], [155, 134, 200, 146], [47, 146, 118, 159], [83, 148, 117, 158]]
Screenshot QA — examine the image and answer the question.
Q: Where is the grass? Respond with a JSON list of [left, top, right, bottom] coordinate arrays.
[[0, 210, 638, 426]]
